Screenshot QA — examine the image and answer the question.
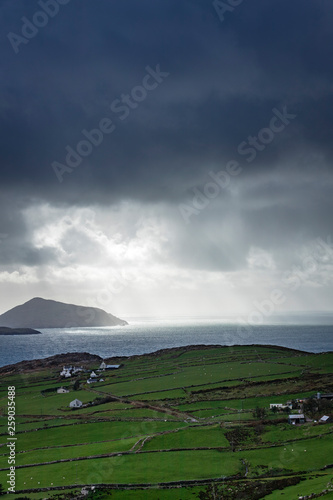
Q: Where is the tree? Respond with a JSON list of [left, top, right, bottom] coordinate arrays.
[[303, 398, 318, 417], [73, 379, 80, 391], [253, 406, 266, 419]]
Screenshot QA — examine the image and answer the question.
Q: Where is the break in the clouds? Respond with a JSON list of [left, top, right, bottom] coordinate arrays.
[[1, 0, 333, 317]]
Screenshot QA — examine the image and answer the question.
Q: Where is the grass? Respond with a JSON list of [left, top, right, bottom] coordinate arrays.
[[262, 422, 333, 443], [0, 344, 332, 499], [102, 361, 302, 396], [242, 434, 333, 474], [264, 473, 333, 499], [13, 390, 94, 415], [1, 420, 187, 451], [12, 450, 241, 489], [142, 424, 230, 451], [0, 436, 138, 469]]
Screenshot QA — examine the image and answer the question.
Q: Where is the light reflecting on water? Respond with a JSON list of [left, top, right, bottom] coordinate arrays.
[[0, 317, 333, 367]]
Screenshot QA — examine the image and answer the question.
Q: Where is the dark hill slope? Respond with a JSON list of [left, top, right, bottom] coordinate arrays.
[[0, 326, 41, 335]]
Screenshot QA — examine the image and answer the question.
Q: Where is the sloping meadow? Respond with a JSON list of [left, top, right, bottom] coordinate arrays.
[[0, 344, 332, 499]]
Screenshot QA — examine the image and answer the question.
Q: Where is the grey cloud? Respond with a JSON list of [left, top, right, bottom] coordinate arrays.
[[1, 0, 333, 314]]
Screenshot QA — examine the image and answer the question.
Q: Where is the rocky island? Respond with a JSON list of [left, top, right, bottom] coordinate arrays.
[[0, 297, 128, 329]]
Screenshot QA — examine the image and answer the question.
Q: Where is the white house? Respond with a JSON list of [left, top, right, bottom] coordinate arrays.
[[57, 387, 69, 394], [90, 371, 97, 378], [69, 399, 83, 408], [99, 361, 107, 370], [60, 366, 72, 377], [288, 414, 305, 425], [73, 366, 83, 374], [270, 403, 292, 410], [319, 415, 330, 423], [87, 378, 97, 384]]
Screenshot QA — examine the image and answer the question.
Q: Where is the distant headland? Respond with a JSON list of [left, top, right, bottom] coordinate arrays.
[[0, 326, 42, 335], [0, 297, 128, 329]]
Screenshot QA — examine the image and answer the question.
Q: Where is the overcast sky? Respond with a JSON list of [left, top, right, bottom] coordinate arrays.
[[1, 0, 333, 318]]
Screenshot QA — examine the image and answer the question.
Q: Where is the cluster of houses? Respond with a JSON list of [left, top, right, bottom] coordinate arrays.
[[87, 371, 104, 384], [288, 414, 330, 424], [86, 361, 120, 384], [60, 365, 84, 378], [58, 360, 121, 408], [60, 361, 120, 380], [270, 392, 332, 425]]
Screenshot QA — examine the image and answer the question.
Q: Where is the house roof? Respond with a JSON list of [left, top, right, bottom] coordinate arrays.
[[289, 414, 304, 419]]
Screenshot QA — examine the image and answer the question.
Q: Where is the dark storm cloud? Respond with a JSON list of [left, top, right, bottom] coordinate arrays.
[[0, 0, 332, 198], [0, 193, 57, 266], [1, 0, 333, 276]]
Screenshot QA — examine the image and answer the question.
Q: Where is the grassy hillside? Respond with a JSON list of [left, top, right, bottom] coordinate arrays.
[[0, 344, 332, 499]]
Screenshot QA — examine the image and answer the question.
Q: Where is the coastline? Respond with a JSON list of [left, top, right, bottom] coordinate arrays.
[[0, 342, 323, 374]]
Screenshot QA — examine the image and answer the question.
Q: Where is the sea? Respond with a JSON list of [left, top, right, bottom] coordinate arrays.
[[1, 316, 333, 368]]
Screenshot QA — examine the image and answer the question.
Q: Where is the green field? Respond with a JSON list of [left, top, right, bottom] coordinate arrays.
[[0, 344, 332, 499]]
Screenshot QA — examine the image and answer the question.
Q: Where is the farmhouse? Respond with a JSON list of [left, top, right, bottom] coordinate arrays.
[[57, 387, 69, 394], [99, 361, 121, 370], [288, 414, 305, 425], [316, 392, 333, 400], [87, 378, 97, 384], [73, 366, 83, 374], [319, 415, 331, 423], [69, 399, 83, 408], [90, 371, 97, 378], [60, 366, 83, 377], [270, 403, 292, 410]]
